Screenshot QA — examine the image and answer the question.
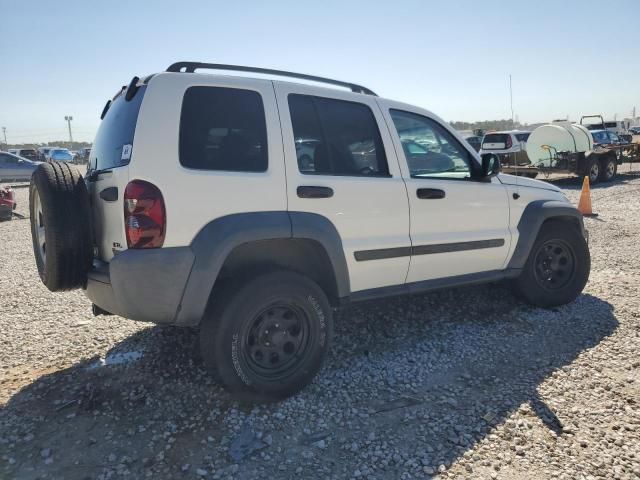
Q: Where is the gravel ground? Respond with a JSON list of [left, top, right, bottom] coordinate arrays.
[[1, 172, 639, 480]]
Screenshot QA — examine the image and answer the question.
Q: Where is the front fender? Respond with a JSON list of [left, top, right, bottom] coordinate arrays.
[[507, 200, 586, 270]]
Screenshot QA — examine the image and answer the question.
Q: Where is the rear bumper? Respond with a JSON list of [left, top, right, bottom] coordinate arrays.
[[85, 247, 195, 325]]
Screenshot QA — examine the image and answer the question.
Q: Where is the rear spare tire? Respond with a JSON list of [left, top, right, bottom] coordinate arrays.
[[29, 162, 93, 291]]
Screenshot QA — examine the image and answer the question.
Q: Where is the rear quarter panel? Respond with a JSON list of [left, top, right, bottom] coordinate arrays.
[[128, 73, 287, 248]]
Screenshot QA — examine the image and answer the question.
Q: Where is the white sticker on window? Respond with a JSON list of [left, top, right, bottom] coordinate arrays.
[[121, 144, 132, 162]]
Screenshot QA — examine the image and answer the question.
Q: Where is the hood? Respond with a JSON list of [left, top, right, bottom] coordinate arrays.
[[497, 173, 562, 193]]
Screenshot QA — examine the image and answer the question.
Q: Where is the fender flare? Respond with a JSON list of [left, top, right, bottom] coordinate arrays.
[[507, 200, 586, 270], [175, 211, 350, 325]]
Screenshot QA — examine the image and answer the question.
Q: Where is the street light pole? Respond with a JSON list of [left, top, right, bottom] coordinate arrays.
[[1, 127, 6, 147], [64, 116, 74, 143]]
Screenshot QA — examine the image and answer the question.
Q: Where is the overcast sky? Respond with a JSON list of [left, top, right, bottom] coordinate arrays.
[[1, 0, 639, 143]]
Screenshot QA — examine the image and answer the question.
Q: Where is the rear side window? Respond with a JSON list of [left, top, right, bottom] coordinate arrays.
[[179, 87, 267, 172], [91, 85, 146, 171], [515, 133, 530, 142], [288, 94, 389, 176]]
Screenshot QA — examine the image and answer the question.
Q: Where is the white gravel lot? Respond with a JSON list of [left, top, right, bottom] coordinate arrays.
[[1, 172, 640, 480]]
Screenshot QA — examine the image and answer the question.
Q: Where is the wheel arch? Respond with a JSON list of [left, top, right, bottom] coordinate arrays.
[[175, 211, 350, 326], [507, 200, 586, 270]]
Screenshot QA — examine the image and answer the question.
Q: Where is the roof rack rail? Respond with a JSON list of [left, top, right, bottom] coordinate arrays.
[[166, 62, 377, 96]]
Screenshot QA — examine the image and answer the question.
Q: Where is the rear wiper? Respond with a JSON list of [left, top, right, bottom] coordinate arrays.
[[87, 168, 112, 182], [100, 100, 111, 120]]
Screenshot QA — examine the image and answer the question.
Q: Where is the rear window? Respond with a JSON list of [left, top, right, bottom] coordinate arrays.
[[179, 87, 267, 172], [90, 85, 146, 171], [482, 133, 509, 148]]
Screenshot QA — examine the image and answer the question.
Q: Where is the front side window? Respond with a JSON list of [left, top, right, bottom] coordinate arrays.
[[390, 110, 473, 179], [288, 94, 389, 176], [180, 87, 268, 172]]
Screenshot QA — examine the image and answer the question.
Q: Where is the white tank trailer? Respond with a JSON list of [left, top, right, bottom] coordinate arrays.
[[523, 121, 620, 183], [526, 122, 593, 167]]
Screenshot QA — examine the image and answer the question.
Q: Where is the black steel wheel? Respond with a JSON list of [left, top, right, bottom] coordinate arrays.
[[533, 239, 576, 290], [243, 304, 311, 380], [200, 271, 332, 402], [513, 219, 590, 308]]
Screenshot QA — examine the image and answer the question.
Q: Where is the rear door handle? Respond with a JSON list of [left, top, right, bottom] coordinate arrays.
[[99, 187, 118, 202], [297, 186, 334, 199], [417, 188, 445, 199]]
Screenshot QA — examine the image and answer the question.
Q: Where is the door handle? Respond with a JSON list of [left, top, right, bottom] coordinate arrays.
[[99, 187, 118, 202], [297, 186, 334, 199], [416, 188, 445, 199]]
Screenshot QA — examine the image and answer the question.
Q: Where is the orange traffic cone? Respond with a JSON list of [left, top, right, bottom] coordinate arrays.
[[577, 176, 598, 217]]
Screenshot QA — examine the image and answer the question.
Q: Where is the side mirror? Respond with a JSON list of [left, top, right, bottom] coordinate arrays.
[[481, 153, 500, 178]]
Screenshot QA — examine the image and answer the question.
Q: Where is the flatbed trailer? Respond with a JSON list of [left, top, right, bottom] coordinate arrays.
[[499, 142, 640, 183]]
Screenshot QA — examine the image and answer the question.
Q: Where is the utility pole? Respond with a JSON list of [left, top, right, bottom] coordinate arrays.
[[1, 127, 6, 147], [509, 74, 515, 128], [64, 116, 73, 143]]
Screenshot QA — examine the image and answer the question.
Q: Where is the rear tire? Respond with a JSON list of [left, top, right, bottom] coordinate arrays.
[[599, 155, 617, 182], [513, 220, 590, 308], [200, 271, 333, 402], [29, 162, 93, 291], [586, 157, 600, 184]]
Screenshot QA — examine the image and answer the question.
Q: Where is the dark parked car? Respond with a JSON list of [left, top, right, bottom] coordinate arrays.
[[0, 152, 41, 182], [76, 147, 92, 164], [8, 148, 38, 161], [464, 135, 482, 152], [591, 129, 628, 147]]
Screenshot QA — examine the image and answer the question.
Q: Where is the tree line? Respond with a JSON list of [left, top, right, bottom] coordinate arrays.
[[3, 141, 92, 150]]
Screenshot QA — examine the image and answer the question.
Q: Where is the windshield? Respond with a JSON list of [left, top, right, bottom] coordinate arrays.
[[592, 131, 608, 143]]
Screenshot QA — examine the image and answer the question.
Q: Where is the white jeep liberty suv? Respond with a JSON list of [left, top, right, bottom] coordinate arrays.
[[29, 62, 590, 402]]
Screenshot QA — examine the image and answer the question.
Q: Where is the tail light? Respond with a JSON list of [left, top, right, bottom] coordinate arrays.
[[505, 135, 513, 149], [124, 180, 165, 248]]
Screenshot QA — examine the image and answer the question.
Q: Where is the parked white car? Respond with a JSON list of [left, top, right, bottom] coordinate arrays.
[[479, 130, 531, 156], [28, 62, 590, 402]]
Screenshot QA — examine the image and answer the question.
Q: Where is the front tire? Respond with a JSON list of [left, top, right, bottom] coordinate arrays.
[[200, 271, 333, 402], [513, 220, 590, 308]]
